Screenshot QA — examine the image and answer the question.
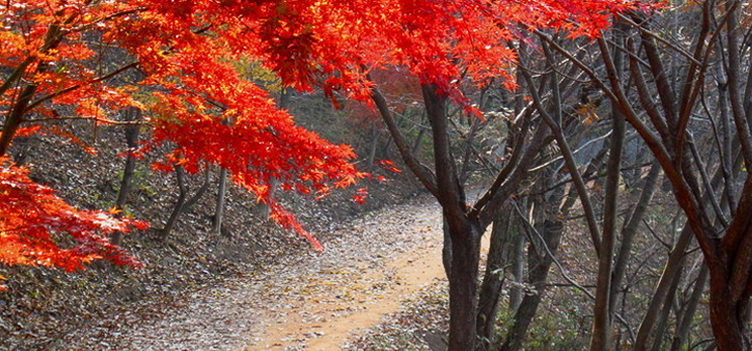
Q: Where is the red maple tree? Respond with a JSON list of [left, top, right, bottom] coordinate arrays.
[[1, 0, 373, 283]]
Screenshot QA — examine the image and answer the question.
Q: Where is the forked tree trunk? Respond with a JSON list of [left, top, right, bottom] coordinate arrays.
[[162, 166, 210, 240], [371, 80, 548, 351], [422, 82, 482, 351]]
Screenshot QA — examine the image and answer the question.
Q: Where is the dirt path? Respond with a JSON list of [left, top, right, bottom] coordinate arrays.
[[67, 194, 451, 351], [247, 224, 446, 351]]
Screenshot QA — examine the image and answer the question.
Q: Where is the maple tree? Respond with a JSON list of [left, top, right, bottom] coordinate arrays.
[[0, 0, 368, 283]]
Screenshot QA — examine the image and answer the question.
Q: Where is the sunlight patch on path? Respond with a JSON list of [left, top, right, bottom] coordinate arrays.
[[245, 210, 445, 351]]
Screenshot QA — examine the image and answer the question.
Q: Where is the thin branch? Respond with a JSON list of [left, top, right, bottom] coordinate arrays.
[[617, 12, 702, 66], [370, 82, 438, 197], [510, 199, 636, 343], [520, 59, 602, 254], [25, 115, 146, 125], [642, 218, 672, 249], [25, 62, 139, 112], [529, 130, 613, 172], [472, 111, 530, 215], [688, 138, 729, 228]]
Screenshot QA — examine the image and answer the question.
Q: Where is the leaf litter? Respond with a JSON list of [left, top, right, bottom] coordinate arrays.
[[58, 193, 448, 351]]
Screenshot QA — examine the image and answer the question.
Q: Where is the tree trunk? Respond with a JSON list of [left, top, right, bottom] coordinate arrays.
[[442, 215, 453, 281], [634, 224, 694, 351], [162, 166, 210, 240], [708, 273, 750, 350], [498, 218, 563, 351], [162, 165, 189, 240], [446, 212, 483, 351], [367, 121, 379, 171], [476, 208, 514, 350], [255, 176, 279, 218], [421, 82, 482, 351], [669, 263, 709, 351], [508, 226, 525, 312], [111, 107, 142, 246], [589, 25, 627, 351], [371, 79, 548, 351], [609, 161, 660, 312], [213, 167, 228, 234], [649, 265, 683, 351]]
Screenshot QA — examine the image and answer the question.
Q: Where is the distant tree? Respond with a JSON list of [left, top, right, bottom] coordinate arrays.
[[541, 1, 752, 348]]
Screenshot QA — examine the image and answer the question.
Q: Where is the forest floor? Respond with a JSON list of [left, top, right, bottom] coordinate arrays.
[[60, 193, 453, 351]]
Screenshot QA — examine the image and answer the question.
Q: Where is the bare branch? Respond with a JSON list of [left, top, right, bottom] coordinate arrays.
[[370, 83, 438, 197]]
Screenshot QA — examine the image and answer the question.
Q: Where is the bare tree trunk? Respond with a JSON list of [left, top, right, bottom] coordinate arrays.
[[111, 107, 142, 246], [589, 25, 627, 351], [649, 265, 683, 351], [498, 217, 564, 351], [669, 263, 709, 351], [162, 165, 189, 240], [633, 224, 694, 351], [609, 161, 661, 312], [476, 207, 514, 350], [162, 166, 211, 240], [495, 166, 566, 351], [508, 226, 525, 312], [213, 167, 227, 234]]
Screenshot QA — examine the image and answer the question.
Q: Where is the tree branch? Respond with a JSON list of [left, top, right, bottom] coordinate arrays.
[[370, 84, 438, 197]]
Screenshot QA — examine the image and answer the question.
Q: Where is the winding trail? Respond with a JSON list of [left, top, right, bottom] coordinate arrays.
[[248, 221, 446, 351], [68, 194, 451, 351]]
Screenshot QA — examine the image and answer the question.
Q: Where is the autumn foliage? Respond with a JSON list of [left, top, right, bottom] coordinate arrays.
[[0, 156, 145, 270], [1, 0, 646, 280]]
